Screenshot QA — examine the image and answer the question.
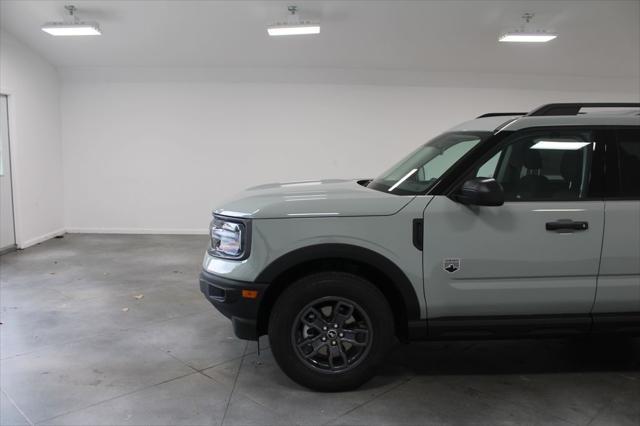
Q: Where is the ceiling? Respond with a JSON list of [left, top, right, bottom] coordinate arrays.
[[1, 0, 639, 80]]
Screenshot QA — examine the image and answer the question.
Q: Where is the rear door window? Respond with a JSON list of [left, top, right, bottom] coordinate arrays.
[[614, 129, 640, 198]]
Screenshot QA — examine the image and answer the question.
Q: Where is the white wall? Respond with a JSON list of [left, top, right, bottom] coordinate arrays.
[[0, 30, 64, 247], [61, 79, 639, 234]]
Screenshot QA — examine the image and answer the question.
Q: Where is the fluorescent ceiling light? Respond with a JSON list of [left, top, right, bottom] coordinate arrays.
[[268, 24, 320, 36], [42, 23, 101, 36], [41, 5, 101, 36], [531, 141, 591, 150], [268, 5, 320, 36], [500, 13, 556, 43], [499, 33, 557, 43]]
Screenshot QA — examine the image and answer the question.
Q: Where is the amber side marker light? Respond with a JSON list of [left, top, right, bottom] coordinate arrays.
[[242, 290, 259, 299]]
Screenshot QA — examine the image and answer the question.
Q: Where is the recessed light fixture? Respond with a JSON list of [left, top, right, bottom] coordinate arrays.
[[42, 5, 102, 36], [499, 33, 557, 43], [268, 5, 320, 36], [499, 13, 556, 43]]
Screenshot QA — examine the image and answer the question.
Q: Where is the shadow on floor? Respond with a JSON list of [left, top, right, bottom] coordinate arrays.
[[378, 335, 640, 378]]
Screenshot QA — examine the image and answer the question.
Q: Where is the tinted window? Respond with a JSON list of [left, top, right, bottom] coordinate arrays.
[[473, 129, 596, 201], [615, 129, 640, 198]]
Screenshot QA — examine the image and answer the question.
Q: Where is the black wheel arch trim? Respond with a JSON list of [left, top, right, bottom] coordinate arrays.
[[254, 243, 422, 321]]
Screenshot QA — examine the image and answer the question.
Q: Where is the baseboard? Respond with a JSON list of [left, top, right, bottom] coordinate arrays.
[[0, 244, 17, 255], [19, 228, 66, 249], [65, 227, 209, 235], [17, 228, 209, 248]]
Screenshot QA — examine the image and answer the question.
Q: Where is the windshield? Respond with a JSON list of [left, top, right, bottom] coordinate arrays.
[[368, 132, 491, 195]]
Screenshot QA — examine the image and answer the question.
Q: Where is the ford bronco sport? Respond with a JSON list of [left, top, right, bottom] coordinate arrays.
[[200, 103, 640, 391]]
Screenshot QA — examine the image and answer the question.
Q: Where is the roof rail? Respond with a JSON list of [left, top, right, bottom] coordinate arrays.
[[528, 103, 640, 116], [477, 112, 526, 118]]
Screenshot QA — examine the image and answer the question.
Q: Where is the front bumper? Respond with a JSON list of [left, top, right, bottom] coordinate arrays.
[[199, 270, 268, 340]]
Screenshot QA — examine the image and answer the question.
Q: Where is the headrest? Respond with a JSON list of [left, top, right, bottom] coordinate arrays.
[[561, 150, 581, 181], [524, 149, 543, 170]]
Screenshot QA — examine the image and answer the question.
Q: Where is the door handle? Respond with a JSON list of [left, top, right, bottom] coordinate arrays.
[[545, 219, 589, 232]]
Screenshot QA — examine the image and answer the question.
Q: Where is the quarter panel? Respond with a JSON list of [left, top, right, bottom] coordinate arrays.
[[205, 196, 433, 318]]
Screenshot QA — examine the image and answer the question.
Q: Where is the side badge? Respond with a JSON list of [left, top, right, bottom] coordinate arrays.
[[443, 258, 460, 274]]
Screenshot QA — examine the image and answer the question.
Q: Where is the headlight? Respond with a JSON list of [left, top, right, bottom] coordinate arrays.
[[209, 215, 250, 260]]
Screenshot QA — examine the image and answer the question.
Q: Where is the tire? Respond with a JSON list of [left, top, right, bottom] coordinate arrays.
[[268, 271, 394, 391]]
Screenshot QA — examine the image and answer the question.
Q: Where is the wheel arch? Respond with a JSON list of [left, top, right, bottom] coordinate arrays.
[[255, 243, 422, 340]]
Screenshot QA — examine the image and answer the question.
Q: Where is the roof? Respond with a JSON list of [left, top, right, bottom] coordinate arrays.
[[449, 103, 640, 133], [450, 115, 640, 133], [449, 116, 522, 132], [500, 115, 640, 132]]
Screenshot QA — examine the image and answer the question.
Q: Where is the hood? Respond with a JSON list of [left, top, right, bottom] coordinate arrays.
[[214, 179, 414, 219]]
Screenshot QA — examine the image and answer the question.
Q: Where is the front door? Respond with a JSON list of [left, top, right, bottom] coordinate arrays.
[[422, 127, 606, 322]]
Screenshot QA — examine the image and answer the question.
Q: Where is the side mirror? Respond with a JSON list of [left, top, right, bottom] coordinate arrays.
[[453, 178, 504, 206]]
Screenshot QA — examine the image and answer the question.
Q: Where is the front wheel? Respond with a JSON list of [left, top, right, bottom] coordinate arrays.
[[268, 272, 394, 391]]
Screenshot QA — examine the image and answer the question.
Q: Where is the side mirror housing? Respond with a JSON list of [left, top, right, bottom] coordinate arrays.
[[453, 178, 504, 206]]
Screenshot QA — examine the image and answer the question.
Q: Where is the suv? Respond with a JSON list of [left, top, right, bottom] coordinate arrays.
[[200, 103, 640, 391]]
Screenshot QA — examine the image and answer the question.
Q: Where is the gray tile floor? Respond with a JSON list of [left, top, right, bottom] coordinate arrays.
[[1, 234, 638, 426]]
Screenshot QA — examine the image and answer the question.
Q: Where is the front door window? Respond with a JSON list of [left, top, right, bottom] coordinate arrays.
[[473, 129, 597, 201]]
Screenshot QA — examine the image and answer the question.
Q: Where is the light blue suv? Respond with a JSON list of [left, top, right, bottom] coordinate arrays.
[[200, 103, 640, 391]]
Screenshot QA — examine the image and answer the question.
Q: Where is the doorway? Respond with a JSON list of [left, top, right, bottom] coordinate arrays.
[[0, 94, 16, 253]]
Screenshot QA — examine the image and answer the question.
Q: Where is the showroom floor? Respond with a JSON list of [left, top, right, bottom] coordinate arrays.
[[1, 235, 638, 426]]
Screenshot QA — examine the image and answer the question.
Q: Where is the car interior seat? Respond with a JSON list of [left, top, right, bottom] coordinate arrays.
[[517, 149, 551, 199]]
